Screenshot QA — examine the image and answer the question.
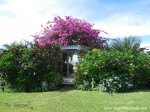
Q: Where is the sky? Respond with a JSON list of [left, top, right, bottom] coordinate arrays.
[[0, 0, 150, 50]]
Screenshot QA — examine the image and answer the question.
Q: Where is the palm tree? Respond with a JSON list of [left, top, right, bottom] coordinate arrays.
[[110, 36, 141, 54], [0, 41, 20, 53], [0, 49, 2, 54]]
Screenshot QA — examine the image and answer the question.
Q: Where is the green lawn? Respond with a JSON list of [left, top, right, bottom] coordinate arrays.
[[0, 86, 150, 112]]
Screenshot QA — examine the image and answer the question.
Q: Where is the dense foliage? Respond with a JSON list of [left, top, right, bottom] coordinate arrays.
[[33, 16, 108, 49], [75, 49, 150, 92], [0, 43, 62, 92], [133, 52, 150, 86]]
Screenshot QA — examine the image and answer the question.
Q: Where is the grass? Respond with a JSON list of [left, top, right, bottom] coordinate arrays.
[[0, 86, 150, 112]]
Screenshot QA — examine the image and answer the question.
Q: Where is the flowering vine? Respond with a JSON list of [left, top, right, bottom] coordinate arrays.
[[33, 16, 109, 49]]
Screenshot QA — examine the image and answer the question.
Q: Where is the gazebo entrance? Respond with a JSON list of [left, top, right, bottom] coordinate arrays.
[[60, 45, 88, 84]]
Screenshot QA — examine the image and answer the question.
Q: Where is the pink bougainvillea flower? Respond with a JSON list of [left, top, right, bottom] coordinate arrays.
[[33, 16, 109, 49]]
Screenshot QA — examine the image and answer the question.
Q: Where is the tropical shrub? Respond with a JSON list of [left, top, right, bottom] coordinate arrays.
[[99, 73, 133, 92], [110, 36, 150, 87], [0, 52, 16, 86], [0, 43, 62, 92], [44, 72, 62, 91], [75, 49, 150, 92], [133, 52, 150, 87]]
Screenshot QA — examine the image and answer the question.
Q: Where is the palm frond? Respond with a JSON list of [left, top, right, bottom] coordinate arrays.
[[110, 36, 141, 54]]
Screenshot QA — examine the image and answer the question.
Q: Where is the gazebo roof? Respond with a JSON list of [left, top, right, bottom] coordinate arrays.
[[60, 45, 89, 53]]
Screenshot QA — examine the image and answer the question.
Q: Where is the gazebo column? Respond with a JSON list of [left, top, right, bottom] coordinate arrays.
[[60, 53, 63, 73], [67, 52, 70, 76]]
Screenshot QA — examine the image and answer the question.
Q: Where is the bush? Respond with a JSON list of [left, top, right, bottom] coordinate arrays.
[[100, 73, 133, 92], [0, 43, 62, 92], [75, 49, 150, 92], [43, 72, 62, 91], [133, 52, 150, 87]]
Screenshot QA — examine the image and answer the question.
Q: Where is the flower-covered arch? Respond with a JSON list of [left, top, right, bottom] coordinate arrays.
[[33, 16, 109, 49]]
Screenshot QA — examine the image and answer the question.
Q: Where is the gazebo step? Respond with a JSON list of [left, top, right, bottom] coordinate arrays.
[[62, 77, 74, 84]]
